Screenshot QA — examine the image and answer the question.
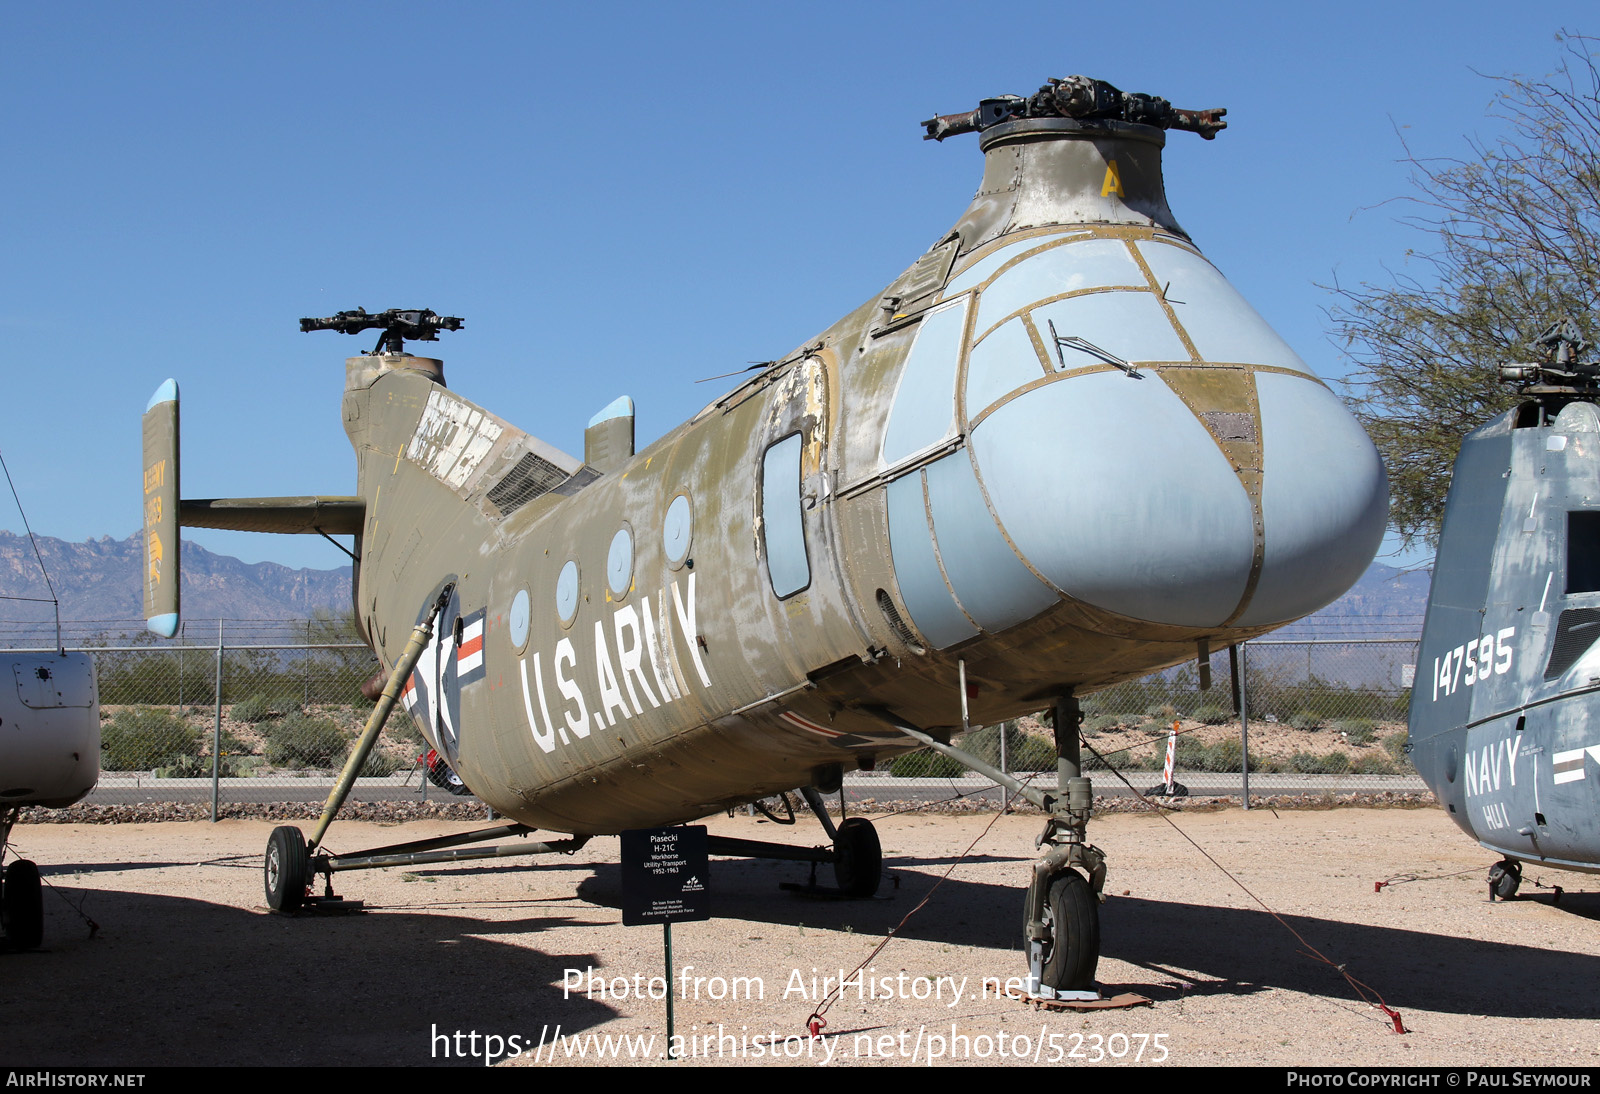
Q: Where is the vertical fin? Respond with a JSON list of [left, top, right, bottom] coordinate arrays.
[[142, 380, 180, 637], [584, 396, 634, 473]]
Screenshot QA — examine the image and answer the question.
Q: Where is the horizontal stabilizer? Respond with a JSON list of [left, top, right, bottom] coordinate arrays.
[[179, 497, 365, 536]]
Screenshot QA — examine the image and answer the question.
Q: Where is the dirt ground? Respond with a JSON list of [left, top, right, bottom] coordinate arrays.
[[4, 805, 1598, 1068]]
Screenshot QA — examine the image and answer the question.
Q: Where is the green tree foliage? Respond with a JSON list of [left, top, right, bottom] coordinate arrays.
[[1330, 35, 1600, 547]]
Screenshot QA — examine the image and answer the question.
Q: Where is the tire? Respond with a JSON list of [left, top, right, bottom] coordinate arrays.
[[1040, 870, 1100, 993], [1490, 859, 1522, 901], [833, 817, 881, 898], [2, 859, 43, 950], [427, 754, 473, 797], [265, 826, 309, 912]]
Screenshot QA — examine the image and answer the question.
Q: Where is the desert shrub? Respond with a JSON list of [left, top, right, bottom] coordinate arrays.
[[1174, 735, 1210, 768], [888, 749, 966, 778], [1144, 703, 1178, 721], [1082, 714, 1124, 736], [1289, 710, 1325, 732], [1351, 753, 1397, 775], [231, 693, 286, 724], [1334, 719, 1377, 746], [1382, 730, 1413, 770], [361, 750, 405, 778], [216, 729, 253, 757], [1192, 704, 1230, 726], [385, 717, 425, 747], [1202, 737, 1244, 772], [263, 711, 349, 769], [102, 707, 202, 772], [1289, 750, 1351, 775], [1083, 747, 1137, 772], [957, 723, 1059, 772], [1010, 734, 1057, 771]]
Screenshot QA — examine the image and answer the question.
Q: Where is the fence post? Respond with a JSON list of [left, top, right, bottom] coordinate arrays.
[[1239, 641, 1251, 810], [999, 718, 1009, 811], [211, 620, 224, 822]]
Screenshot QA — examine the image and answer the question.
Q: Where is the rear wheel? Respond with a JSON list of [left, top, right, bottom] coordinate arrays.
[[2, 859, 43, 950], [1489, 859, 1522, 901], [833, 817, 881, 898], [1040, 870, 1100, 993], [264, 827, 309, 912]]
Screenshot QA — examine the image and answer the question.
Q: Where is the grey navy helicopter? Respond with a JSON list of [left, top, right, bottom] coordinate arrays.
[[1412, 318, 1600, 900]]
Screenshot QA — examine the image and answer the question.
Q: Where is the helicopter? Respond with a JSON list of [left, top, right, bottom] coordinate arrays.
[[1410, 319, 1600, 902], [0, 651, 98, 950], [141, 75, 1388, 999]]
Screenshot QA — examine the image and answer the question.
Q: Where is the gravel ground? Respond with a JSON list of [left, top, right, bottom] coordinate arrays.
[[5, 804, 1598, 1068]]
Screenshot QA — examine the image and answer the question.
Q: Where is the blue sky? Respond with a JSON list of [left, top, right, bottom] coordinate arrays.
[[2, 3, 1591, 573]]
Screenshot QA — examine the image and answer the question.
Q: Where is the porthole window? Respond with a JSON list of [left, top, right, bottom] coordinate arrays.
[[663, 494, 692, 567], [555, 560, 580, 625], [508, 588, 531, 651], [607, 526, 634, 598]]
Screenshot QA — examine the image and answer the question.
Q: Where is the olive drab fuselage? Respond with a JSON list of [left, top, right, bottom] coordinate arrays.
[[346, 115, 1388, 836]]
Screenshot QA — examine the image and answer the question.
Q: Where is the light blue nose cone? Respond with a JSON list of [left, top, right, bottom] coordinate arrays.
[[1232, 373, 1389, 627], [973, 372, 1256, 628]]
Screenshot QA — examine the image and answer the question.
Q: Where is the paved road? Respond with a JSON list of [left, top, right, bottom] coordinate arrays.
[[84, 771, 1427, 807]]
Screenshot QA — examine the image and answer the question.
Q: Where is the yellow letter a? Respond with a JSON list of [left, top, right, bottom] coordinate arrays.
[[1101, 160, 1124, 198]]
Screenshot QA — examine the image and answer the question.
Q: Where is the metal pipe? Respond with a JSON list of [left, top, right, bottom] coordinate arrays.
[[308, 588, 449, 852], [703, 835, 836, 864], [799, 786, 838, 841], [211, 620, 223, 822], [875, 710, 1053, 811], [325, 835, 589, 873], [1239, 641, 1252, 810], [335, 822, 536, 860]]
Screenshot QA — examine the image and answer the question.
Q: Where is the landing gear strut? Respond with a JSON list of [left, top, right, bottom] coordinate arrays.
[[874, 692, 1106, 1001]]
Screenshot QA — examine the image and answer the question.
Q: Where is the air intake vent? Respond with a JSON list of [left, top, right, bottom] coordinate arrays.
[[1544, 608, 1600, 680], [878, 589, 925, 655], [486, 452, 572, 516]]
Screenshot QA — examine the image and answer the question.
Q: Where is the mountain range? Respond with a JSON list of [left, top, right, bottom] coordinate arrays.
[[0, 530, 1430, 644], [0, 531, 350, 639]]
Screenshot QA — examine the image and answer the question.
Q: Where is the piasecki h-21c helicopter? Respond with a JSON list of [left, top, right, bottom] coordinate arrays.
[[1411, 319, 1600, 902], [142, 75, 1387, 998]]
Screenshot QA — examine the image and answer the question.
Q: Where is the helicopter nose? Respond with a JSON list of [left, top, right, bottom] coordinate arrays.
[[971, 369, 1257, 629], [971, 367, 1387, 630], [885, 368, 1387, 646]]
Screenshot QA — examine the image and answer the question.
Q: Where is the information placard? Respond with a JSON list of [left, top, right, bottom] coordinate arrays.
[[620, 825, 710, 926]]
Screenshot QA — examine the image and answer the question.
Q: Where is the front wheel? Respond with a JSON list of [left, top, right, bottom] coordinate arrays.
[[264, 826, 309, 912], [1039, 870, 1100, 993], [2, 859, 43, 950]]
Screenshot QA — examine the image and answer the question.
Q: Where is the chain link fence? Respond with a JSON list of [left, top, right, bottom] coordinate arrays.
[[8, 620, 1423, 810], [865, 639, 1422, 799], [6, 618, 455, 808]]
